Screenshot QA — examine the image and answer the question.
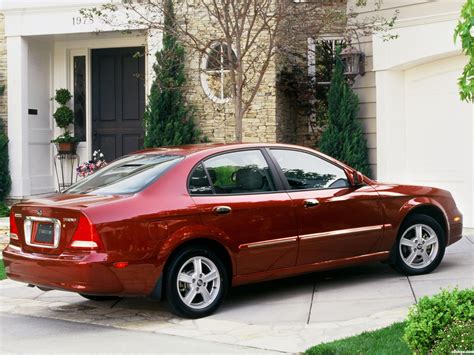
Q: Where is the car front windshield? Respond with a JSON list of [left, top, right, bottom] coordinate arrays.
[[66, 154, 183, 195]]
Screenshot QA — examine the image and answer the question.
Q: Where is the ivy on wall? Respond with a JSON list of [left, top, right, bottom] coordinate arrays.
[[454, 0, 473, 102]]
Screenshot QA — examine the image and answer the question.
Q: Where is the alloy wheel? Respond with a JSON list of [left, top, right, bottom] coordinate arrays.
[[176, 256, 221, 310], [399, 223, 439, 269]]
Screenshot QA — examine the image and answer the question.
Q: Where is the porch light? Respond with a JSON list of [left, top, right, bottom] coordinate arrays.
[[340, 45, 365, 84]]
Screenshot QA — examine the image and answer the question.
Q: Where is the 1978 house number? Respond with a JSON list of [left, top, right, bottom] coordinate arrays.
[[72, 17, 94, 26]]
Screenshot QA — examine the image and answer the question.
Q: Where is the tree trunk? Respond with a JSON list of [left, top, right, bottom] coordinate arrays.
[[233, 60, 244, 142], [234, 93, 243, 142]]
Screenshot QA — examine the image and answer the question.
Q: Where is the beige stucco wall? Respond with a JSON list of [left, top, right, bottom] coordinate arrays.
[[352, 37, 377, 177], [348, 0, 464, 178], [275, 0, 466, 177]]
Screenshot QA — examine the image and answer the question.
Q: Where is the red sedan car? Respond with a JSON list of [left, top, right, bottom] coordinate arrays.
[[3, 143, 463, 318]]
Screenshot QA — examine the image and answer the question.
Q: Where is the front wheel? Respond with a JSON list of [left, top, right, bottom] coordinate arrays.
[[392, 214, 446, 275], [164, 247, 228, 318]]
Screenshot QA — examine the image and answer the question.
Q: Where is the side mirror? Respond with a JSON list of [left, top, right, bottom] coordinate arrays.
[[352, 171, 364, 187]]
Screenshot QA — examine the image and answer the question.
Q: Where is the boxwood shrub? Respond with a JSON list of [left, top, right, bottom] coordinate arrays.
[[432, 320, 474, 354], [53, 106, 74, 129], [403, 288, 474, 354]]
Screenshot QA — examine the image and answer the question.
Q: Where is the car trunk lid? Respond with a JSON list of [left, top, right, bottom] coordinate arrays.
[[11, 194, 121, 255]]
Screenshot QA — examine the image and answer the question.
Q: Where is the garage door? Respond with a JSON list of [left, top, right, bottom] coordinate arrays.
[[405, 55, 473, 228]]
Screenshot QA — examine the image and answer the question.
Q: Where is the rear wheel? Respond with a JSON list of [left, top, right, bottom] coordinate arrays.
[[392, 214, 445, 275], [164, 247, 228, 318], [79, 294, 120, 302]]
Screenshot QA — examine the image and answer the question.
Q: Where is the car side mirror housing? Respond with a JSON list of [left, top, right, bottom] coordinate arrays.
[[352, 171, 364, 187]]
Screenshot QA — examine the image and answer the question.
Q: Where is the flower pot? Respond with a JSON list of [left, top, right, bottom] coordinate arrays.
[[55, 142, 78, 155]]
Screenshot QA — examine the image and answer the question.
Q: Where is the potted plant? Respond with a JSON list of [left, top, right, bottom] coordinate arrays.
[[76, 150, 107, 178], [51, 89, 78, 154]]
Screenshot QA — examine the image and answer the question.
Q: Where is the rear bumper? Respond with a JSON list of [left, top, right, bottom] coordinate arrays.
[[2, 245, 159, 297]]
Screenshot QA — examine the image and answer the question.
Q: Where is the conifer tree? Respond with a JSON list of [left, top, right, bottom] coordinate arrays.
[[0, 85, 11, 204], [143, 0, 199, 148], [319, 52, 371, 177]]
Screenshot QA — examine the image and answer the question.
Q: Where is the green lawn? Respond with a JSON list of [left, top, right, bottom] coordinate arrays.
[[305, 322, 410, 355], [0, 259, 6, 280]]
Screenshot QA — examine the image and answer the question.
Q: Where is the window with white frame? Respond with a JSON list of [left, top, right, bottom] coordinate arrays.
[[307, 37, 345, 132], [201, 42, 237, 104]]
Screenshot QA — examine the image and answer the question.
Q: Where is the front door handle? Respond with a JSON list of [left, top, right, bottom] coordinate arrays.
[[213, 206, 232, 215], [303, 199, 320, 208]]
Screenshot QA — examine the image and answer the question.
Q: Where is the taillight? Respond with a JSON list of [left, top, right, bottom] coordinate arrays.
[[68, 215, 103, 250], [9, 210, 19, 241]]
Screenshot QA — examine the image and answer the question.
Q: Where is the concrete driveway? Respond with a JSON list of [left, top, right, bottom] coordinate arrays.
[[1, 235, 473, 353]]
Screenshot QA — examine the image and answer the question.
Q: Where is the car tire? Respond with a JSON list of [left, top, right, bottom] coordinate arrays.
[[164, 247, 228, 319], [79, 294, 120, 302], [392, 214, 446, 275]]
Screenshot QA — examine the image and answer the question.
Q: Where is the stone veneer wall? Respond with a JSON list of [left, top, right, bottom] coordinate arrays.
[[0, 14, 7, 131], [176, 0, 377, 159], [178, 2, 278, 143]]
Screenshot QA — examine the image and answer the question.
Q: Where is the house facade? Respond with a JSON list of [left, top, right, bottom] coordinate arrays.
[[0, 0, 472, 227]]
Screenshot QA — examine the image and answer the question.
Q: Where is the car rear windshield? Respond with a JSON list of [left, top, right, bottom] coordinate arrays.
[[66, 154, 183, 195]]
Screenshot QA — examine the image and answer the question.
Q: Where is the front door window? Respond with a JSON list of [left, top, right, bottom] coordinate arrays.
[[270, 149, 349, 190]]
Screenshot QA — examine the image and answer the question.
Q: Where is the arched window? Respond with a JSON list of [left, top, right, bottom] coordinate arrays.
[[201, 42, 237, 103]]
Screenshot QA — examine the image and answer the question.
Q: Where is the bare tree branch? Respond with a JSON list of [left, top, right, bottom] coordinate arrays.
[[81, 0, 397, 142]]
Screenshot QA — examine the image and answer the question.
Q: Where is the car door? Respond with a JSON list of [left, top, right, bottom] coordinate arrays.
[[268, 148, 384, 266], [189, 149, 298, 275]]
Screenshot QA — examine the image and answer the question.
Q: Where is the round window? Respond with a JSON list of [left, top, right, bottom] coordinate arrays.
[[201, 42, 237, 103]]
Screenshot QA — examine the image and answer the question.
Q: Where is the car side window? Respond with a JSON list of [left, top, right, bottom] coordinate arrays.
[[270, 149, 349, 190], [189, 163, 213, 195], [203, 150, 275, 194]]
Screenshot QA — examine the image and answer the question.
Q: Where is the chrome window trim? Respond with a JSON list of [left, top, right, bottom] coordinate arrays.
[[24, 216, 61, 249]]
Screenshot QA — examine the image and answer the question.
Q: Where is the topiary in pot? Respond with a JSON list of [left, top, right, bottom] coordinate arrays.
[[53, 106, 74, 129], [51, 88, 77, 154], [54, 89, 73, 106], [51, 131, 79, 154]]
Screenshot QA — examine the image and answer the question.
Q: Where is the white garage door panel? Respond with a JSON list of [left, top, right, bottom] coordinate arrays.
[[405, 56, 473, 227]]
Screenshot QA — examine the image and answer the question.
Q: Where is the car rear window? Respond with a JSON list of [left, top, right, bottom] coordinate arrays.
[[66, 154, 183, 195]]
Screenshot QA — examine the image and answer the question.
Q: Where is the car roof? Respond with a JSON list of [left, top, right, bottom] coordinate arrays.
[[134, 142, 307, 157], [132, 143, 354, 172]]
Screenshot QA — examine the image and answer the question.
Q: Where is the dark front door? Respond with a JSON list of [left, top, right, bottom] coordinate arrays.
[[92, 47, 145, 161]]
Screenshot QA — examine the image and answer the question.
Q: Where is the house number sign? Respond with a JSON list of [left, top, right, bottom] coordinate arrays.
[[72, 17, 94, 26]]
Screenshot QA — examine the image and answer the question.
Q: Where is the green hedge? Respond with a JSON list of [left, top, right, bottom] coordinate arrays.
[[432, 320, 474, 354], [404, 288, 474, 354]]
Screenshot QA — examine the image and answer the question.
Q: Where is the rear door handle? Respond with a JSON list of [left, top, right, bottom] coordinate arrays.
[[213, 206, 232, 215], [303, 199, 320, 208]]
